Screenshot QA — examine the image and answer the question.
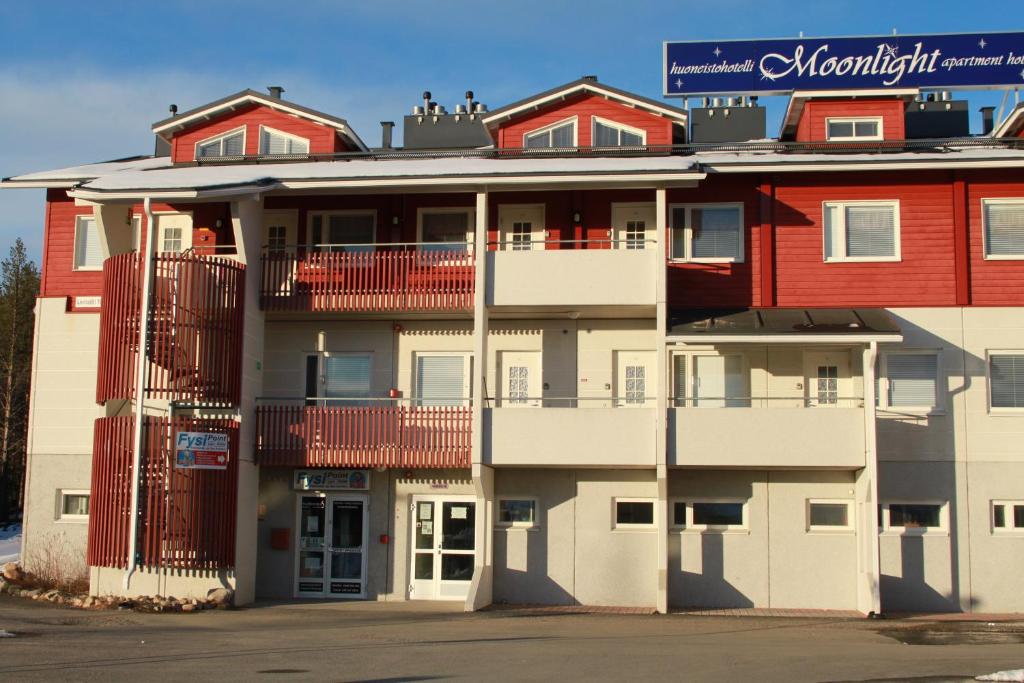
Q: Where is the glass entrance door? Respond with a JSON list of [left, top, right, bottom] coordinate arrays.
[[410, 496, 476, 600], [295, 494, 368, 599]]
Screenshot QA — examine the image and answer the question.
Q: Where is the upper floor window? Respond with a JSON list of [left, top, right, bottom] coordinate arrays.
[[823, 201, 900, 262], [825, 117, 883, 141], [670, 204, 744, 262], [523, 117, 577, 149], [310, 211, 376, 253], [418, 208, 474, 253], [592, 116, 645, 147], [73, 216, 102, 270], [983, 199, 1024, 259], [259, 126, 310, 156], [988, 352, 1024, 410], [878, 352, 939, 411], [196, 127, 245, 158]]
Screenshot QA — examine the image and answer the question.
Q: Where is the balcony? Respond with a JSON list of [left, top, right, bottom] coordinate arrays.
[[255, 399, 472, 469], [486, 240, 657, 309], [260, 245, 474, 313], [484, 398, 656, 467], [669, 398, 867, 469], [96, 252, 245, 405]]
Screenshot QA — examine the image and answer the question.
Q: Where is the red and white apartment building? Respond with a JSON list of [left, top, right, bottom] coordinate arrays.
[[4, 68, 1024, 614]]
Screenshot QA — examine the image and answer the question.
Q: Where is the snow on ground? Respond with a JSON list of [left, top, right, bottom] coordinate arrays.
[[978, 671, 1024, 682], [0, 523, 22, 564]]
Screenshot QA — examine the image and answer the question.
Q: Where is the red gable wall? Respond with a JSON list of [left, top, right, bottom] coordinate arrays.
[[497, 93, 674, 148], [169, 103, 349, 162], [794, 98, 906, 142]]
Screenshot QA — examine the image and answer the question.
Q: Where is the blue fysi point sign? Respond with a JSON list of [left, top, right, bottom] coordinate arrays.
[[664, 32, 1024, 96]]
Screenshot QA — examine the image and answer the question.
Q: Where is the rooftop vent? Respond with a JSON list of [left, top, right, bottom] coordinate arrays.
[[267, 86, 285, 99], [582, 75, 598, 82], [403, 87, 493, 149]]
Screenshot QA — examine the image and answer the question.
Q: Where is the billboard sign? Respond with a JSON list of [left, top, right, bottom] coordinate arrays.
[[293, 469, 370, 491], [664, 32, 1024, 96], [174, 431, 229, 470]]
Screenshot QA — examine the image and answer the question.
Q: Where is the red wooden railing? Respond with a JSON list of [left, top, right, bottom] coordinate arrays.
[[87, 416, 239, 570], [255, 403, 472, 468], [96, 253, 246, 405], [260, 248, 474, 312]]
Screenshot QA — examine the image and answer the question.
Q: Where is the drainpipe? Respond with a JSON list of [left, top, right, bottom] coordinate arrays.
[[125, 196, 158, 590]]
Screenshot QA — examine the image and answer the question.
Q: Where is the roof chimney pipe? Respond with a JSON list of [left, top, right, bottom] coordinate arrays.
[[168, 104, 178, 117], [267, 86, 285, 99], [380, 121, 394, 149], [422, 91, 432, 113], [980, 106, 996, 135], [465, 90, 474, 113], [582, 75, 598, 82]]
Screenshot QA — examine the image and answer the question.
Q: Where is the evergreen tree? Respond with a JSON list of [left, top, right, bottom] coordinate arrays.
[[0, 239, 40, 523]]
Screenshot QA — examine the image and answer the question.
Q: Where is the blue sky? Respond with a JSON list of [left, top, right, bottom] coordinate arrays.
[[0, 0, 1018, 263]]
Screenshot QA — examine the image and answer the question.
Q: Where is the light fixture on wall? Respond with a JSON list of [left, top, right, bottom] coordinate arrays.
[[572, 212, 581, 223], [215, 219, 223, 228]]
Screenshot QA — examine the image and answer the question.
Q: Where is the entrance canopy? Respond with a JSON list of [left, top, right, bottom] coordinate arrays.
[[667, 307, 902, 344]]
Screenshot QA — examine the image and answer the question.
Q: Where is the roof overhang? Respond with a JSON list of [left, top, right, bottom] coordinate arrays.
[[481, 81, 688, 127], [780, 88, 920, 139], [667, 308, 903, 345], [992, 104, 1024, 138]]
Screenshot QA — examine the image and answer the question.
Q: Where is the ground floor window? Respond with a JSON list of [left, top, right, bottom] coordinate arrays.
[[614, 499, 654, 528], [880, 502, 946, 532], [807, 500, 853, 531], [58, 490, 90, 521], [992, 500, 1024, 533], [497, 498, 537, 528], [672, 500, 747, 530]]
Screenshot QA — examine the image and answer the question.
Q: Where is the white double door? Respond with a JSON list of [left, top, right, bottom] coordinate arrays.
[[410, 495, 476, 600], [295, 493, 369, 599]]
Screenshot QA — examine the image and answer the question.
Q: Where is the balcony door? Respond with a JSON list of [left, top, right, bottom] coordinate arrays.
[[803, 350, 852, 407], [410, 495, 476, 600], [614, 350, 655, 407], [305, 352, 373, 406], [498, 350, 541, 407], [611, 203, 655, 250], [263, 210, 297, 252], [498, 204, 545, 251], [295, 493, 369, 599]]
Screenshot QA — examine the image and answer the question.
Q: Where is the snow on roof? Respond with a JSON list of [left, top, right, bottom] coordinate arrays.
[[1, 156, 172, 187], [72, 155, 704, 195], [695, 145, 1024, 171]]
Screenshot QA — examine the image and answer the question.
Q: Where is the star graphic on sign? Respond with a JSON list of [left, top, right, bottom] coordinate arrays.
[[675, 78, 684, 89], [713, 46, 722, 57], [1020, 68, 1024, 80], [978, 38, 987, 49], [882, 43, 899, 59]]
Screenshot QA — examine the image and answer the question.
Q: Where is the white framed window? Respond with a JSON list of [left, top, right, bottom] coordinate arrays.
[[414, 352, 471, 407], [807, 499, 854, 532], [417, 208, 474, 254], [825, 117, 883, 141], [130, 215, 142, 252], [58, 489, 90, 521], [497, 498, 538, 528], [162, 226, 183, 253], [880, 502, 947, 534], [987, 351, 1024, 411], [991, 500, 1024, 533], [592, 116, 646, 147], [878, 351, 940, 412], [305, 352, 373, 406], [613, 498, 655, 529], [258, 125, 310, 155], [73, 215, 102, 270], [673, 500, 747, 531], [823, 200, 900, 262], [523, 116, 578, 149], [309, 210, 376, 253], [266, 224, 288, 252], [670, 203, 744, 262], [982, 199, 1024, 260], [195, 126, 246, 158]]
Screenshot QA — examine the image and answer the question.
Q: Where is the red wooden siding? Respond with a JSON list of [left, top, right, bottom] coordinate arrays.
[[966, 173, 1024, 305], [256, 404, 471, 469], [771, 172, 957, 307], [96, 252, 245, 405], [794, 99, 906, 142], [170, 103, 343, 163], [497, 93, 673, 148], [87, 416, 239, 570], [41, 189, 104, 298]]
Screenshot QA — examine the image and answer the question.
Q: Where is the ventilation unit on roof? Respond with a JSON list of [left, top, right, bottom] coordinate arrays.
[[904, 95, 969, 138], [688, 97, 767, 143], [400, 88, 494, 150]]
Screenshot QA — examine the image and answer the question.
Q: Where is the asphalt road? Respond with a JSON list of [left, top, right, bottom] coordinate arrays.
[[1, 595, 1022, 682]]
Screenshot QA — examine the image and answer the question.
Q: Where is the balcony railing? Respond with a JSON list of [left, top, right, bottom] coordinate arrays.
[[255, 398, 472, 469], [87, 416, 239, 570], [96, 252, 245, 405], [671, 396, 865, 408], [260, 244, 474, 312]]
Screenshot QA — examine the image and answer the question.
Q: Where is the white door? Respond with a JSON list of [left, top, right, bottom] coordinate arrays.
[[498, 204, 545, 250], [262, 211, 298, 296], [263, 210, 298, 252], [154, 213, 193, 253], [295, 493, 369, 598], [498, 350, 541, 407], [614, 350, 655, 407], [611, 203, 655, 250], [803, 350, 852, 407], [415, 354, 471, 406], [410, 496, 476, 600], [693, 354, 748, 408]]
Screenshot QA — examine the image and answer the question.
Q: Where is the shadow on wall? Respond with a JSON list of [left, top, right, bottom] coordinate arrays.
[[677, 533, 754, 609], [880, 534, 971, 613]]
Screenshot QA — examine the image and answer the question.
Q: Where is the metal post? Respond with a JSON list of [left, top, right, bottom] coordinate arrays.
[[125, 197, 158, 590]]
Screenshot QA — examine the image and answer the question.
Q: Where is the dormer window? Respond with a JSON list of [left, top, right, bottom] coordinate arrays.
[[523, 117, 577, 148], [259, 126, 310, 155], [196, 127, 246, 158], [825, 117, 883, 142], [592, 116, 646, 147]]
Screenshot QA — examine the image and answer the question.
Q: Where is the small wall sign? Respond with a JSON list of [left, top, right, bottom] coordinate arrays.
[[174, 431, 229, 470], [293, 469, 370, 491]]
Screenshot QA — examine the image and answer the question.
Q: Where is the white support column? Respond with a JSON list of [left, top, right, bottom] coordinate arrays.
[[654, 187, 669, 614], [856, 341, 881, 615], [467, 188, 494, 611], [92, 203, 133, 258], [230, 196, 265, 606]]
